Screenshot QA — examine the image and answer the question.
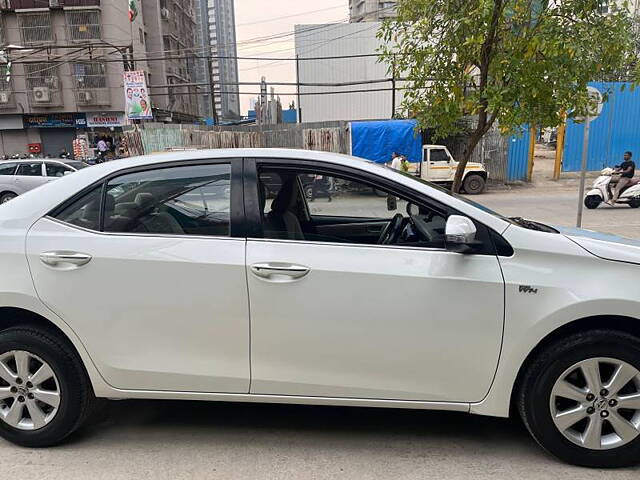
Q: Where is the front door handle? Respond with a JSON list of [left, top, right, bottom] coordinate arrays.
[[250, 263, 310, 281], [40, 251, 93, 267]]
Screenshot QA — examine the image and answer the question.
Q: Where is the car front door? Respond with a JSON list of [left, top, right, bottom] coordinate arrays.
[[14, 162, 46, 194], [26, 160, 250, 393], [426, 148, 453, 181], [245, 159, 505, 403]]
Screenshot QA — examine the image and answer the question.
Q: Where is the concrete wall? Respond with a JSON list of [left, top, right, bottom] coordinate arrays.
[[294, 23, 404, 123]]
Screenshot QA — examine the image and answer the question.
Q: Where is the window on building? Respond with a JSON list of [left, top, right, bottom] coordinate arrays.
[[24, 63, 60, 105], [139, 28, 145, 45], [73, 62, 107, 89], [18, 12, 54, 44], [66, 9, 102, 42]]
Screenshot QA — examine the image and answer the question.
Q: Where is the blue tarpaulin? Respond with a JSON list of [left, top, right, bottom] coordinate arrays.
[[351, 120, 422, 164]]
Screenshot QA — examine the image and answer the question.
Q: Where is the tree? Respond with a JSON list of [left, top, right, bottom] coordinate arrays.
[[379, 0, 637, 192]]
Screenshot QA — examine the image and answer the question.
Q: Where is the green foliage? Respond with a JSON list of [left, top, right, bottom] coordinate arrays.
[[379, 0, 638, 140]]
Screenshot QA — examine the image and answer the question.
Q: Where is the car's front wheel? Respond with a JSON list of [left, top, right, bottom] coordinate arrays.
[[0, 327, 95, 447], [518, 330, 640, 468]]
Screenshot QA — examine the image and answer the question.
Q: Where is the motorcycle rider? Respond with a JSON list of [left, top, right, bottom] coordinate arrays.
[[609, 151, 636, 205]]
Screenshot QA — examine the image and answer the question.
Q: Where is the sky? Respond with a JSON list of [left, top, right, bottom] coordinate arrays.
[[234, 0, 350, 114]]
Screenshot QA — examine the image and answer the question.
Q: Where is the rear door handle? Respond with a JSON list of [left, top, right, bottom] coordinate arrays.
[[40, 251, 93, 267], [250, 263, 310, 281]]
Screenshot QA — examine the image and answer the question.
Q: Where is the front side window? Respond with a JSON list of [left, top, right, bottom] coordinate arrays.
[[430, 149, 449, 163], [16, 163, 43, 177], [104, 164, 231, 236], [0, 162, 17, 176], [258, 168, 447, 248], [46, 163, 73, 178]]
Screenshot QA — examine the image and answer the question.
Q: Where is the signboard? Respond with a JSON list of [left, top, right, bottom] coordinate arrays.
[[123, 70, 153, 120], [23, 113, 86, 129], [86, 112, 125, 128]]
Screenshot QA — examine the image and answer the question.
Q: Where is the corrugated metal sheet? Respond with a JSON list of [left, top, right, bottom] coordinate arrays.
[[294, 24, 403, 123], [507, 127, 530, 182], [563, 82, 639, 172]]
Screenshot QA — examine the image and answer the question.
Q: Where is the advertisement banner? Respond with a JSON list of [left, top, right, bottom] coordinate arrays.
[[86, 112, 125, 128], [123, 70, 153, 120]]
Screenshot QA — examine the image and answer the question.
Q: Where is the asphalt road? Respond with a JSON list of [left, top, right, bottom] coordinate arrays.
[[1, 187, 639, 479]]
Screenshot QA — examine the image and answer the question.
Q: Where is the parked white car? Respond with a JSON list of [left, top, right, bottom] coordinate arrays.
[[0, 149, 639, 468], [0, 159, 88, 204]]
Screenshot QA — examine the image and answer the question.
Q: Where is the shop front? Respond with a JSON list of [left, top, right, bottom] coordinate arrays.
[[85, 112, 127, 158], [23, 113, 87, 158]]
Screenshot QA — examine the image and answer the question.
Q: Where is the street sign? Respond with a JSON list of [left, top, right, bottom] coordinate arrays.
[[576, 86, 604, 228]]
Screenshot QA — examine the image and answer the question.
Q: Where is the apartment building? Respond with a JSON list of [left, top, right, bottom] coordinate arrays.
[[349, 0, 397, 22], [0, 0, 200, 157], [208, 0, 239, 120]]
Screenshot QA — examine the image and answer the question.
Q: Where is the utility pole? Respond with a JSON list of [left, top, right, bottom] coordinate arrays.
[[207, 56, 219, 125], [295, 54, 302, 123], [391, 54, 397, 118]]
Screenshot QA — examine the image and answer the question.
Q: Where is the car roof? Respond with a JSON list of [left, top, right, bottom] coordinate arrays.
[[0, 148, 509, 233]]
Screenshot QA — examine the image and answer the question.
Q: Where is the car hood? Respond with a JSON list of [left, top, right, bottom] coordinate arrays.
[[466, 162, 485, 170], [555, 226, 640, 265]]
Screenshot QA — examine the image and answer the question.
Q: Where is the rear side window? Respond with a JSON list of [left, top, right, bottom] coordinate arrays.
[[46, 163, 73, 177], [104, 164, 231, 236], [0, 163, 17, 176], [16, 163, 43, 176], [53, 185, 102, 231]]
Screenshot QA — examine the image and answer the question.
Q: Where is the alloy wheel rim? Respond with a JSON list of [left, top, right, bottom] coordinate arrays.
[[0, 350, 60, 431], [550, 357, 640, 450]]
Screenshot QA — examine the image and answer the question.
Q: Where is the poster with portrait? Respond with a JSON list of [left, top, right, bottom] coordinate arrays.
[[123, 70, 153, 120]]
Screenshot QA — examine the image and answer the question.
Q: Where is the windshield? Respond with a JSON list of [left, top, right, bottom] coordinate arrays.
[[65, 161, 89, 170]]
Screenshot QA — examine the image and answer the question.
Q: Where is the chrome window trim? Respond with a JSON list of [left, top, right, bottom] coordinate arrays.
[[43, 216, 240, 243]]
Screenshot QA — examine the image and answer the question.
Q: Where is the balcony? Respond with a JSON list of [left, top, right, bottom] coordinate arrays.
[[18, 12, 54, 44], [0, 68, 15, 108], [66, 9, 101, 42]]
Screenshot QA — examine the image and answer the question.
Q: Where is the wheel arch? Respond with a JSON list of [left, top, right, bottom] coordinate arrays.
[[0, 305, 112, 397], [509, 314, 640, 415], [464, 170, 488, 181]]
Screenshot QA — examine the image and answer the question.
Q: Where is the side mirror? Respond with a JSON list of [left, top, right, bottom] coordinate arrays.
[[445, 215, 477, 253], [63, 171, 73, 176], [386, 195, 397, 211]]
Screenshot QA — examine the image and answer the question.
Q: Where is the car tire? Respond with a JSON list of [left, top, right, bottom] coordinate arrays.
[[584, 195, 602, 210], [0, 326, 95, 447], [463, 174, 486, 194], [629, 198, 640, 209], [0, 192, 17, 204], [518, 330, 640, 468]]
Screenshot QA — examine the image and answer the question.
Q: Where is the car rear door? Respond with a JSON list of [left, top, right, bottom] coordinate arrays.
[[26, 159, 251, 393], [245, 158, 505, 403], [14, 162, 46, 194]]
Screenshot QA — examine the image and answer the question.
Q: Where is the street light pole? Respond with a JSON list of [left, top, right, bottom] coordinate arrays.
[[576, 114, 591, 228]]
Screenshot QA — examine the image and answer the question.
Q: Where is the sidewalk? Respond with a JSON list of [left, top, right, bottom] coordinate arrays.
[[488, 144, 600, 193]]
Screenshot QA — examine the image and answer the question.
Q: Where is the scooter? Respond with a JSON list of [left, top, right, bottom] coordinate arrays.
[[584, 168, 640, 209]]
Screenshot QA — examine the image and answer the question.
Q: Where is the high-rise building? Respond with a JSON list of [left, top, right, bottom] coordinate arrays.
[[0, 0, 202, 157], [193, 0, 213, 122], [349, 0, 397, 22], [207, 0, 240, 120]]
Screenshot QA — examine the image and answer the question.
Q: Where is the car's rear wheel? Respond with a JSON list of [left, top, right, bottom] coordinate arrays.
[[0, 327, 95, 447], [463, 174, 486, 194], [629, 198, 640, 209], [0, 192, 17, 204], [518, 330, 640, 468]]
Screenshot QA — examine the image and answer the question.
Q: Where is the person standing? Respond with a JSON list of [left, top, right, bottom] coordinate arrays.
[[391, 152, 403, 171], [96, 137, 108, 163], [609, 151, 636, 205]]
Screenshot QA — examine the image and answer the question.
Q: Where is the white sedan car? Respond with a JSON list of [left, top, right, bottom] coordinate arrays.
[[0, 149, 639, 467]]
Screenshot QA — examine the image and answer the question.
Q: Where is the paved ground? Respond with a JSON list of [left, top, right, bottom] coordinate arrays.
[[2, 154, 639, 479]]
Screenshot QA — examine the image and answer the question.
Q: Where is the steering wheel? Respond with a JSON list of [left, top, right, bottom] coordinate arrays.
[[408, 213, 433, 243], [378, 213, 405, 245]]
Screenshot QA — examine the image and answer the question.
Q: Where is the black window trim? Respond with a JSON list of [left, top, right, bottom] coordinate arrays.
[[246, 157, 511, 256], [48, 157, 245, 239]]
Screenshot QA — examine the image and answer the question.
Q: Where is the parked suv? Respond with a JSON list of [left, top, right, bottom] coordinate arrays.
[[0, 160, 88, 204]]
